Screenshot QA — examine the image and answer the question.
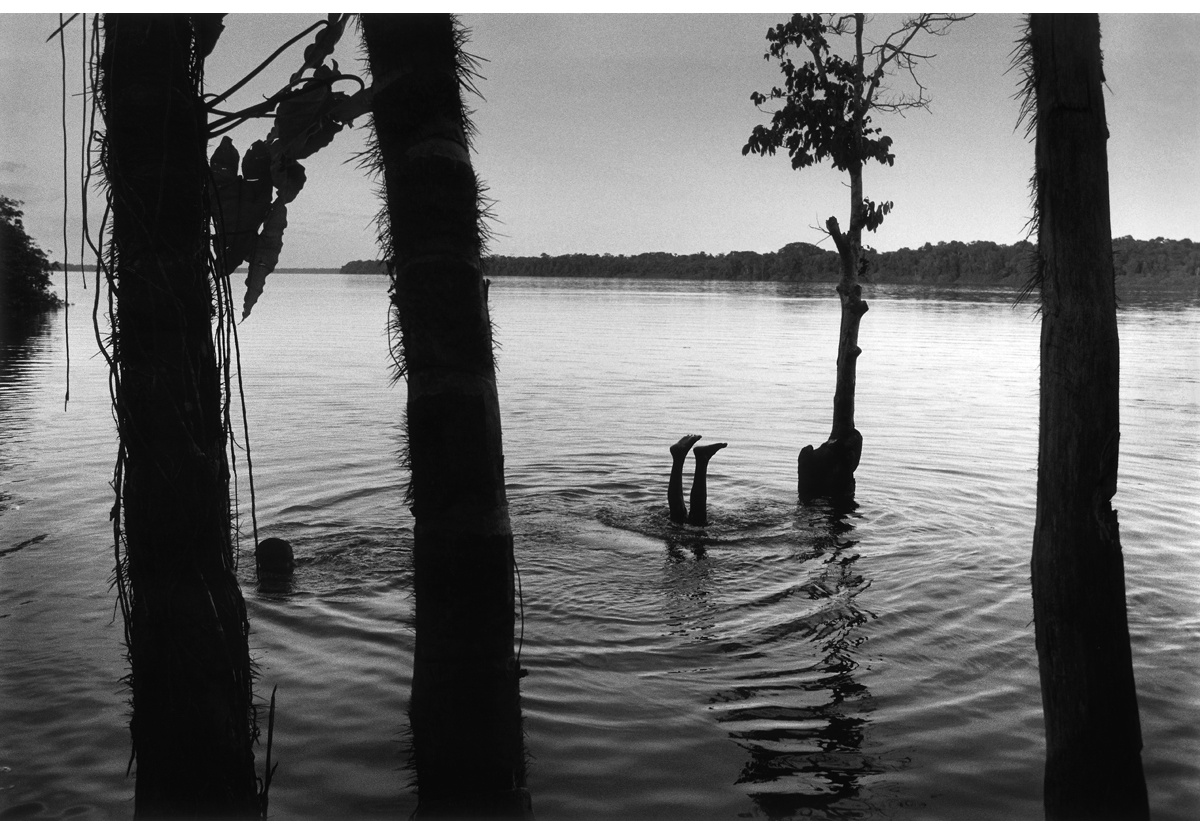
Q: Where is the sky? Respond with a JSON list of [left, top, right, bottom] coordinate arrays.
[[1, 7, 1197, 270]]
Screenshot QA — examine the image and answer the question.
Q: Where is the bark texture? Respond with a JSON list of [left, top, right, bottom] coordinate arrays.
[[1028, 13, 1148, 820], [797, 213, 866, 500], [100, 14, 259, 819], [361, 13, 529, 819]]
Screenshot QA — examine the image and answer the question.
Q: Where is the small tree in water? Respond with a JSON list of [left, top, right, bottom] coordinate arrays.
[[744, 13, 969, 499]]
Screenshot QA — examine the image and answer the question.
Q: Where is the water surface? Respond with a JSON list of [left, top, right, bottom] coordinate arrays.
[[1, 275, 1197, 819]]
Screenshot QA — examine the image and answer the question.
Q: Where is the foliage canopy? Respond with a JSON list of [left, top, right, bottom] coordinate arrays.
[[744, 13, 971, 244], [0, 195, 62, 313]]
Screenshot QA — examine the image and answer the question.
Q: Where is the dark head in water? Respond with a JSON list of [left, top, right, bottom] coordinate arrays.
[[254, 537, 295, 576]]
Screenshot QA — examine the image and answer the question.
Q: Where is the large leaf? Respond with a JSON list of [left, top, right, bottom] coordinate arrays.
[[210, 134, 240, 184], [271, 159, 307, 204], [209, 136, 272, 275], [241, 138, 271, 182], [275, 67, 346, 162], [242, 200, 288, 320]]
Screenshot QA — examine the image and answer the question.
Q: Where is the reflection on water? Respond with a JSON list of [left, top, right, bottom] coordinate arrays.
[[724, 501, 876, 820], [611, 491, 887, 819], [697, 499, 880, 819]]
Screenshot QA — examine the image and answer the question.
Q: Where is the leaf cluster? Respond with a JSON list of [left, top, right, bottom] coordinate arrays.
[[204, 15, 372, 318], [743, 14, 894, 174]]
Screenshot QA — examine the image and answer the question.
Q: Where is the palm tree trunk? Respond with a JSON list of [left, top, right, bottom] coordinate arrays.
[[361, 13, 529, 819], [1027, 13, 1148, 820], [100, 13, 259, 819]]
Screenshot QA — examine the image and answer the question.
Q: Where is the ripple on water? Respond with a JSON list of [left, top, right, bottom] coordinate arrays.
[[3, 277, 1197, 820]]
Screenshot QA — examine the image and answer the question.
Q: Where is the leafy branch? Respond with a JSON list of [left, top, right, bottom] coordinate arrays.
[[203, 14, 374, 318], [744, 13, 970, 253]]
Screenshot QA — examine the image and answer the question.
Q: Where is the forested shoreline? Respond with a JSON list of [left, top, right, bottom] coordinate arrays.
[[342, 236, 1200, 287]]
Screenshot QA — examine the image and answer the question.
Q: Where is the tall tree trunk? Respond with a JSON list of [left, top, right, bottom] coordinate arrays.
[[797, 13, 869, 501], [100, 14, 260, 819], [1027, 13, 1148, 820], [361, 13, 529, 819], [828, 204, 868, 446], [798, 209, 866, 499]]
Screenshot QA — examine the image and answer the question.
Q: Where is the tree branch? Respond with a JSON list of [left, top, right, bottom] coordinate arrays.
[[826, 215, 845, 251], [863, 13, 973, 110]]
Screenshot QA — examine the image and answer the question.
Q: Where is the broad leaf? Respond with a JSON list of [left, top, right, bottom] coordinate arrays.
[[209, 136, 272, 275], [243, 200, 288, 320], [241, 138, 271, 182], [210, 135, 239, 184], [271, 159, 307, 204], [275, 68, 345, 162]]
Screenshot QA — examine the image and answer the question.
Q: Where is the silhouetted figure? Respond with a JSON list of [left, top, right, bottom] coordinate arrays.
[[254, 537, 294, 577], [667, 434, 727, 527]]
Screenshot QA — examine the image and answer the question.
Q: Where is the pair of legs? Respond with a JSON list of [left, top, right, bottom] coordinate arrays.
[[668, 434, 726, 526]]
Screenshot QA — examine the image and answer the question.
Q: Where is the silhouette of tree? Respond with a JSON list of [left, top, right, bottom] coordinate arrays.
[[0, 196, 62, 313], [1018, 13, 1149, 820], [743, 13, 970, 498], [98, 14, 259, 819], [361, 13, 529, 819]]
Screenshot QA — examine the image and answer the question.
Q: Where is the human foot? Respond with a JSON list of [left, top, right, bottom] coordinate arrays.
[[670, 434, 702, 459], [692, 442, 727, 464]]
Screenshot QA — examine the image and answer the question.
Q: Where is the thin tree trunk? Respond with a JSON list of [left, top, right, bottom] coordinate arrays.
[[361, 13, 529, 819], [1028, 13, 1148, 820], [100, 14, 259, 819], [798, 211, 866, 499], [831, 16, 870, 451], [829, 207, 868, 444]]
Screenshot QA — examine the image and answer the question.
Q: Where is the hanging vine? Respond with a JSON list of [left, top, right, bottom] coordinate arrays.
[[203, 12, 372, 318], [61, 13, 372, 814]]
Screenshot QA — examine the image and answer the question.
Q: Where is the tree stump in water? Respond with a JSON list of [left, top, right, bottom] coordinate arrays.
[[797, 429, 862, 500]]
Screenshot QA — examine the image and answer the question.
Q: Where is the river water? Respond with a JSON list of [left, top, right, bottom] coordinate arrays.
[[1, 274, 1197, 820]]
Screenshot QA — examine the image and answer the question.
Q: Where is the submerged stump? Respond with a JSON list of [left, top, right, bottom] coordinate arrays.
[[797, 429, 862, 501]]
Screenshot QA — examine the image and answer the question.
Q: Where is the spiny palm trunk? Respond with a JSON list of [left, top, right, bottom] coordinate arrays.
[[361, 13, 529, 819], [100, 14, 259, 819], [1027, 13, 1148, 820]]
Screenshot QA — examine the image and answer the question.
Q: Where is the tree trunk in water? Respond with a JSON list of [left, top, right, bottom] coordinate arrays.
[[100, 14, 260, 819], [1028, 13, 1148, 820], [798, 211, 866, 500], [361, 13, 530, 819]]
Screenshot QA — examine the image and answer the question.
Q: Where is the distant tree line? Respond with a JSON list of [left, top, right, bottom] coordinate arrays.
[[341, 237, 1200, 287]]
